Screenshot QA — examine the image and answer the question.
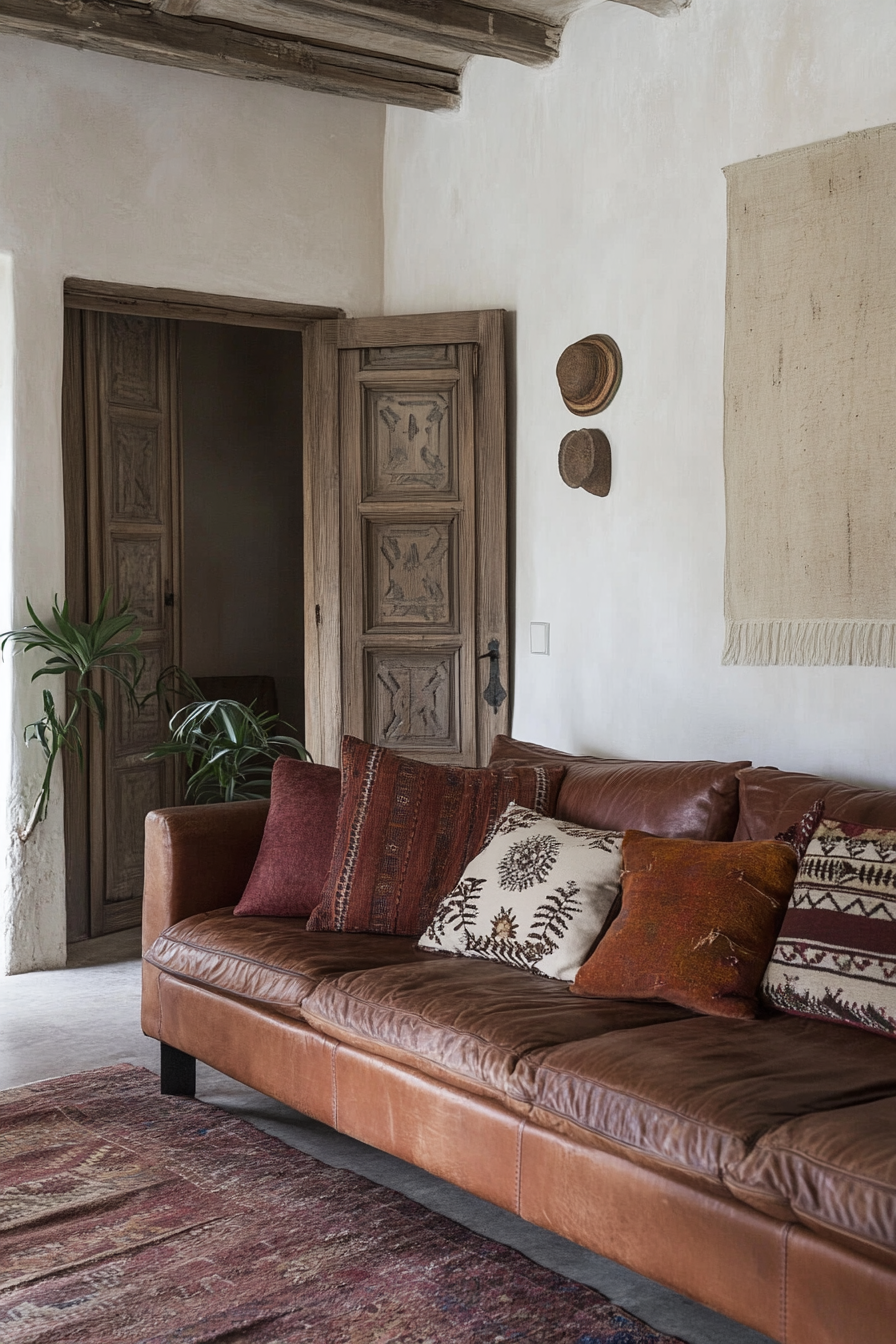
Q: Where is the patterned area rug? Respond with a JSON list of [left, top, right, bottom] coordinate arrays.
[[0, 1065, 684, 1343]]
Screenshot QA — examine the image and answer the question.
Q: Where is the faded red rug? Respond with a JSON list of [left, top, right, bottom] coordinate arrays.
[[0, 1065, 684, 1343]]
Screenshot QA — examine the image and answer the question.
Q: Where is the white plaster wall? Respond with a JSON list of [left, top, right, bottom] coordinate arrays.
[[383, 0, 896, 786], [0, 35, 385, 972]]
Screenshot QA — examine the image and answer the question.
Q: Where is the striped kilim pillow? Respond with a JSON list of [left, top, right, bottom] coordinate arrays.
[[308, 737, 565, 937], [763, 817, 896, 1038]]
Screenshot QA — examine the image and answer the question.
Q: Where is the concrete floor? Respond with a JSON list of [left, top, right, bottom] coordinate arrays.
[[0, 930, 777, 1344]]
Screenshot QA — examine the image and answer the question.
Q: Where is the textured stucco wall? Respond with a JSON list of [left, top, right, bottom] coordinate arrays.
[[0, 35, 384, 972], [382, 0, 896, 784]]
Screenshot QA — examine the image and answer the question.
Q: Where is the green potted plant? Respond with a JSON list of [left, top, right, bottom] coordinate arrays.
[[146, 679, 310, 804], [1, 592, 146, 840], [2, 596, 312, 839]]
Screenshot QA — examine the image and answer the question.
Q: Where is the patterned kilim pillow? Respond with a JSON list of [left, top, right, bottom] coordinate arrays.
[[763, 817, 896, 1038], [419, 804, 623, 981], [308, 739, 565, 937]]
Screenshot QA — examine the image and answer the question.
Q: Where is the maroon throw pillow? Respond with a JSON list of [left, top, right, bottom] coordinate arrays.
[[234, 758, 341, 918], [308, 736, 566, 936]]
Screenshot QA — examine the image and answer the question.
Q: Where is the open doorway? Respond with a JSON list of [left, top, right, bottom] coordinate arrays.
[[62, 285, 336, 943], [180, 323, 305, 740]]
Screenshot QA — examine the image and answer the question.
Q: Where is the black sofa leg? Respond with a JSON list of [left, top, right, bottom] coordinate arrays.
[[160, 1043, 196, 1097]]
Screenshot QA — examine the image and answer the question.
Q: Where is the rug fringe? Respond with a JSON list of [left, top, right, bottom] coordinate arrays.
[[723, 619, 896, 666]]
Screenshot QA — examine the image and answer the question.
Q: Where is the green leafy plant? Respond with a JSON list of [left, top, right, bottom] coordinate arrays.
[[1, 596, 311, 835], [146, 686, 310, 804], [1, 592, 147, 840]]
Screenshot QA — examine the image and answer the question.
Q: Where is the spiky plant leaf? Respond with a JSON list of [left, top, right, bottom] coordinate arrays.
[[2, 591, 150, 839], [146, 698, 311, 804]]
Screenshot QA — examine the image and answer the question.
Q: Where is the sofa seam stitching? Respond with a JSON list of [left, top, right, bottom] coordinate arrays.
[[300, 1010, 509, 1102], [497, 1091, 738, 1184], [518, 1060, 741, 1138], [769, 1202, 895, 1255], [514, 1088, 737, 1178], [331, 1043, 339, 1131], [142, 957, 310, 1015], [146, 937, 315, 981], [309, 984, 528, 1056], [721, 1174, 793, 1209], [736, 1144, 896, 1194], [781, 1220, 792, 1344], [157, 969, 166, 1041]]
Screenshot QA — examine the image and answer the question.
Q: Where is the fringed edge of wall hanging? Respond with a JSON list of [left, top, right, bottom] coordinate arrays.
[[723, 620, 896, 667]]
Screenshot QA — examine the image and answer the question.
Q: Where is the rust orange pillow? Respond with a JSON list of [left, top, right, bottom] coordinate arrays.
[[572, 831, 798, 1019], [308, 736, 565, 937]]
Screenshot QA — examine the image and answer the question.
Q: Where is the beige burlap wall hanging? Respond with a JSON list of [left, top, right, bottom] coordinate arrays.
[[723, 121, 896, 666]]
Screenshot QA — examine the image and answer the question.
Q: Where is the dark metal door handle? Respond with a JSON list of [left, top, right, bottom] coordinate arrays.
[[478, 639, 507, 714]]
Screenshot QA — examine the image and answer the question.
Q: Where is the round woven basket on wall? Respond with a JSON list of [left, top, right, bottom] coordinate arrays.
[[556, 334, 622, 416]]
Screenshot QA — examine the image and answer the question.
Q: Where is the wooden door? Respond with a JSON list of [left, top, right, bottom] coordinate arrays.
[[82, 311, 182, 935], [303, 312, 508, 768]]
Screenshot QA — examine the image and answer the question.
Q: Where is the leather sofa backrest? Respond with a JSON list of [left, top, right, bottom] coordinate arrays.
[[735, 766, 896, 840], [489, 735, 749, 841]]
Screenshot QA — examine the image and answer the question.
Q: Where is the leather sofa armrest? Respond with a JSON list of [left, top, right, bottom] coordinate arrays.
[[142, 800, 270, 951]]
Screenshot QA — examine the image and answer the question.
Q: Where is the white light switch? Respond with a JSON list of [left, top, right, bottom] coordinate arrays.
[[530, 622, 550, 655]]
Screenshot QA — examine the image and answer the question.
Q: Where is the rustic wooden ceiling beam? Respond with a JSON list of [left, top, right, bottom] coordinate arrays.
[[189, 0, 467, 71], [197, 0, 560, 68], [151, 0, 202, 14], [0, 0, 461, 111]]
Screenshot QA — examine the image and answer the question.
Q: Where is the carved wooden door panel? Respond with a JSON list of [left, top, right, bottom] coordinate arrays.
[[83, 311, 182, 936], [304, 312, 508, 768]]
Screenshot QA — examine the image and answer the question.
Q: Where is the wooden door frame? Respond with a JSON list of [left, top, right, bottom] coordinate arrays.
[[62, 308, 91, 942], [62, 280, 343, 940], [84, 310, 183, 936], [64, 279, 343, 331], [302, 310, 508, 769]]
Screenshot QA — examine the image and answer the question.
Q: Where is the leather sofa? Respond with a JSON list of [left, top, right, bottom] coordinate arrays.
[[141, 736, 896, 1344]]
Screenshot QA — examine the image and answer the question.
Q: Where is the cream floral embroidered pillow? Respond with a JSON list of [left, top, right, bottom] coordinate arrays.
[[419, 803, 623, 981]]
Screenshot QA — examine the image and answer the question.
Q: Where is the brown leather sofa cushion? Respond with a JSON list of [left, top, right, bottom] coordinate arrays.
[[735, 766, 896, 841], [490, 735, 749, 841], [727, 1097, 896, 1268], [507, 1014, 896, 1195], [144, 910, 429, 1020], [301, 957, 692, 1100]]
